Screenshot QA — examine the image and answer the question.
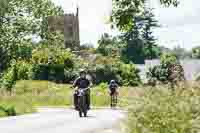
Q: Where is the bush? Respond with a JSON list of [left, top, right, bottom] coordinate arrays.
[[31, 47, 76, 83], [160, 53, 178, 66], [88, 55, 141, 86], [127, 88, 200, 133], [117, 63, 141, 86], [147, 53, 185, 86], [32, 47, 74, 67], [92, 64, 117, 84], [15, 61, 34, 80], [147, 65, 169, 85], [0, 62, 17, 91], [0, 47, 77, 89], [0, 60, 34, 91]]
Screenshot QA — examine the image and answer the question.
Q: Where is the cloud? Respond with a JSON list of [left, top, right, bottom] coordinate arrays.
[[149, 0, 200, 49]]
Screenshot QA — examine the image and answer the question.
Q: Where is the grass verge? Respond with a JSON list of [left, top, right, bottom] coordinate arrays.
[[125, 84, 200, 133], [0, 80, 129, 117]]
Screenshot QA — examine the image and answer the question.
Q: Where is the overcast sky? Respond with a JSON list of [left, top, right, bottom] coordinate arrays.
[[53, 0, 200, 50]]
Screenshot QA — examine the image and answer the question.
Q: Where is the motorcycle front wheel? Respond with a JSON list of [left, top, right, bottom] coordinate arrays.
[[78, 96, 87, 117]]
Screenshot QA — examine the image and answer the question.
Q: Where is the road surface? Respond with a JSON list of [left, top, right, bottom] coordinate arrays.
[[0, 108, 125, 133]]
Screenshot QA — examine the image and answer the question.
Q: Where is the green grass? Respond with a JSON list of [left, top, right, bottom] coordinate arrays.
[[0, 80, 129, 118], [13, 81, 128, 107], [0, 80, 133, 118], [14, 80, 73, 106]]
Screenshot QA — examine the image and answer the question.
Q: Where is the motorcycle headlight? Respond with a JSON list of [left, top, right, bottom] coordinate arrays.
[[80, 90, 84, 93]]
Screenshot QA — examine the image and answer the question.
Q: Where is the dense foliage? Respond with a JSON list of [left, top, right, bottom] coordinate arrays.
[[0, 0, 64, 71], [85, 55, 141, 86], [147, 53, 185, 86], [110, 0, 179, 64], [97, 33, 125, 57]]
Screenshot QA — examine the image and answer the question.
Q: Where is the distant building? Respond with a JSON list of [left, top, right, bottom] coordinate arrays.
[[47, 8, 80, 50]]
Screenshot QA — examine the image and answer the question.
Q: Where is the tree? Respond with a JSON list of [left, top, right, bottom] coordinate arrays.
[[0, 0, 64, 71], [111, 0, 179, 31], [110, 0, 178, 63], [120, 9, 161, 63], [97, 33, 125, 57], [142, 9, 161, 59]]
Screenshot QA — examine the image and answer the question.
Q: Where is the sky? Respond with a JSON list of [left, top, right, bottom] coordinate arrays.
[[53, 0, 200, 50]]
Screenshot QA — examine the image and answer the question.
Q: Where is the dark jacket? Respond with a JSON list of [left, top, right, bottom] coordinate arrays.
[[73, 77, 90, 88]]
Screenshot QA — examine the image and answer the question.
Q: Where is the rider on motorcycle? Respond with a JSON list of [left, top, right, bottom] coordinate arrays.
[[73, 69, 91, 110], [109, 80, 119, 96]]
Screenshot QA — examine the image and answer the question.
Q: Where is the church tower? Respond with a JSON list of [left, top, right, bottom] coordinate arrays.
[[64, 6, 80, 50], [47, 6, 80, 50]]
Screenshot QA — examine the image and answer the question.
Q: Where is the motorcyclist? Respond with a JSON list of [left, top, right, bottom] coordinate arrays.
[[109, 80, 119, 96], [73, 69, 91, 110]]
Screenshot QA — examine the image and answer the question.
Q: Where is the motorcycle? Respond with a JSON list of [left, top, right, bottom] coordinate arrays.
[[76, 88, 89, 117]]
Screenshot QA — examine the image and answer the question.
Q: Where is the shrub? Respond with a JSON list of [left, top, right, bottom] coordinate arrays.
[[147, 53, 185, 86], [32, 47, 74, 67], [160, 53, 178, 66], [15, 61, 34, 80], [0, 60, 34, 91], [94, 82, 108, 91], [92, 64, 118, 84], [0, 61, 18, 91], [31, 47, 75, 83], [147, 65, 168, 85], [118, 63, 141, 86], [87, 55, 141, 86]]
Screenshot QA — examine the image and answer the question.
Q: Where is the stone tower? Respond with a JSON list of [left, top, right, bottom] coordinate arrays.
[[64, 7, 80, 49], [47, 8, 80, 50]]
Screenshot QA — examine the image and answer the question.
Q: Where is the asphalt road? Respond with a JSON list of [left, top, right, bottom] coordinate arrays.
[[0, 108, 125, 133]]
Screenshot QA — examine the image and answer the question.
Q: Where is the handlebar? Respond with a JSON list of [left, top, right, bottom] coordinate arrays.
[[78, 88, 89, 91]]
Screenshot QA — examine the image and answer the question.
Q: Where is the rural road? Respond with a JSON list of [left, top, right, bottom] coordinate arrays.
[[0, 108, 125, 133]]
